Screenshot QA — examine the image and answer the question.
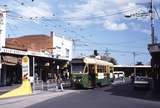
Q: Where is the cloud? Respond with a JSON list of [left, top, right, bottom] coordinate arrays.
[[14, 1, 53, 19], [129, 22, 150, 35], [141, 29, 150, 35], [67, 20, 92, 27], [61, 0, 160, 32], [103, 20, 128, 31], [63, 0, 106, 20], [61, 0, 144, 31]]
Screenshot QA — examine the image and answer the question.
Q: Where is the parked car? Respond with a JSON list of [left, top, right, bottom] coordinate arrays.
[[133, 76, 151, 90]]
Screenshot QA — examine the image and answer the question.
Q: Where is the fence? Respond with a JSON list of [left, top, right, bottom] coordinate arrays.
[[33, 79, 64, 92]]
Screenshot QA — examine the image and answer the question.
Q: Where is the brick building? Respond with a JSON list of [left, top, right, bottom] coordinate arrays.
[[0, 32, 73, 86]]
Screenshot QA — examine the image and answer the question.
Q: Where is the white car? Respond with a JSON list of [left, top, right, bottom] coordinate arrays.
[[112, 77, 125, 85], [133, 76, 151, 89]]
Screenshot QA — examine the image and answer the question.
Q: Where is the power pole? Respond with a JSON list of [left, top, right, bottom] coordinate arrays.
[[125, 0, 156, 44], [133, 52, 136, 75], [72, 39, 76, 58], [0, 8, 7, 50], [149, 0, 155, 44], [72, 39, 79, 58], [147, 0, 160, 93]]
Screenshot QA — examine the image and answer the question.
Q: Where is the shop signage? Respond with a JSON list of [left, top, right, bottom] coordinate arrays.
[[22, 56, 30, 80], [1, 48, 26, 55]]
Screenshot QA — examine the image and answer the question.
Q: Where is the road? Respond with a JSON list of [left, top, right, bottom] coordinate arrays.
[[26, 83, 160, 108]]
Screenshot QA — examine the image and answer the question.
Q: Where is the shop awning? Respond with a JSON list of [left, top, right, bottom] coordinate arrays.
[[2, 56, 20, 65]]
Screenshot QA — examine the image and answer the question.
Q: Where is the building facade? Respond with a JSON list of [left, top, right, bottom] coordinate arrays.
[[0, 8, 73, 87], [51, 32, 73, 61], [0, 32, 73, 86]]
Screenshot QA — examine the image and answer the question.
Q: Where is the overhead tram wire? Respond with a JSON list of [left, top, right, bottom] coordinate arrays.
[[7, 22, 17, 37], [7, 18, 146, 49], [41, 8, 142, 22], [5, 6, 146, 40], [4, 1, 147, 23], [5, 3, 149, 40], [154, 7, 160, 21], [77, 39, 148, 49], [75, 48, 149, 55], [9, 7, 139, 22], [6, 6, 148, 33], [6, 7, 145, 37]]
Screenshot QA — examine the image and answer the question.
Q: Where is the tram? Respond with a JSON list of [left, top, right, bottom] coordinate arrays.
[[71, 57, 114, 88]]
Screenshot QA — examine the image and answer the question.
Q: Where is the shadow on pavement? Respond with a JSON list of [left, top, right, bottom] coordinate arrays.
[[0, 85, 21, 95], [104, 83, 160, 102]]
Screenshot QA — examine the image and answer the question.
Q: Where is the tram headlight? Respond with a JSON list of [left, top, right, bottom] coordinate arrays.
[[78, 79, 81, 82]]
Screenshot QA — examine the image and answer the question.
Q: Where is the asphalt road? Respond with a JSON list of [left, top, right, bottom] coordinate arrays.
[[26, 84, 160, 108]]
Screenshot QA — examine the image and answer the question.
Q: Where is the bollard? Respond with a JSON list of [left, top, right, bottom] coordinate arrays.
[[60, 83, 64, 91]]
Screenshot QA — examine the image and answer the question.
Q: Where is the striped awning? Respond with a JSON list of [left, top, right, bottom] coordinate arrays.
[[2, 56, 21, 65]]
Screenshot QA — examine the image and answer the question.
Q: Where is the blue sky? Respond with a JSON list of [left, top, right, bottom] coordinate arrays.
[[0, 0, 160, 65]]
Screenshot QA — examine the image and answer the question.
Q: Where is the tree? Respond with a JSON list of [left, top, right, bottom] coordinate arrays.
[[101, 49, 117, 65], [101, 55, 117, 65], [109, 57, 117, 65], [89, 49, 117, 65]]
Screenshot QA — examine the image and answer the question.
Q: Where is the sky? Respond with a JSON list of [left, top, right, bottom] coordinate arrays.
[[0, 0, 160, 65]]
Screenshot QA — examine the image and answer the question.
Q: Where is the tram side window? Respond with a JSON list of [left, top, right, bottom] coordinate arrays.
[[97, 65, 101, 73], [97, 65, 105, 73]]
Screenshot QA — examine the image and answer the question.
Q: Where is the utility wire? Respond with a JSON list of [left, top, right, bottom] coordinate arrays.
[[7, 22, 17, 36], [76, 48, 148, 55], [6, 7, 142, 22], [154, 7, 160, 21]]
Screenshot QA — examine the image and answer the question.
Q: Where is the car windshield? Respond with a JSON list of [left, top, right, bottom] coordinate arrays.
[[72, 63, 85, 73], [136, 72, 146, 76], [135, 76, 148, 81]]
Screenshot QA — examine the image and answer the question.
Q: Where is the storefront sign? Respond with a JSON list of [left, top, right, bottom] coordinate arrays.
[[1, 48, 26, 55], [27, 51, 51, 57], [22, 56, 30, 80]]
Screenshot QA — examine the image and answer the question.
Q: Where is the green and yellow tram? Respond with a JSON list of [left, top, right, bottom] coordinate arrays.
[[71, 57, 114, 88]]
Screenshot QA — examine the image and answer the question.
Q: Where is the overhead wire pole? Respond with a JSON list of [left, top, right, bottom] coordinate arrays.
[[133, 52, 136, 75], [125, 0, 157, 44], [72, 39, 76, 58], [149, 0, 155, 44]]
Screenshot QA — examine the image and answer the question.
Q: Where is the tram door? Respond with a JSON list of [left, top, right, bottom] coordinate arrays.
[[89, 65, 96, 88]]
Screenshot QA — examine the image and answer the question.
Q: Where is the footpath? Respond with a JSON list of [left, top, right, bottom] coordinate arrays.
[[0, 90, 77, 108]]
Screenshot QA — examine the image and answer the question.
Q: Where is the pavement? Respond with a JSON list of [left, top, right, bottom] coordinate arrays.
[[0, 85, 21, 95], [0, 90, 77, 108]]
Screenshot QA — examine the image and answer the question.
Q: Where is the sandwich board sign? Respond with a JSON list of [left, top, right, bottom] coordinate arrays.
[[22, 56, 30, 80]]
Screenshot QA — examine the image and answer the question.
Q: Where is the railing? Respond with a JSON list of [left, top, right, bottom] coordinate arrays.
[[33, 79, 63, 92]]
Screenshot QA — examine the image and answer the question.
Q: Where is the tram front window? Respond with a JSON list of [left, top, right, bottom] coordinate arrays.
[[72, 64, 85, 73]]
